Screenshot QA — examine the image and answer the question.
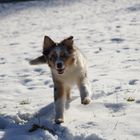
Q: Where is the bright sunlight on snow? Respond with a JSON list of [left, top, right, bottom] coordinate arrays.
[[0, 0, 140, 139]]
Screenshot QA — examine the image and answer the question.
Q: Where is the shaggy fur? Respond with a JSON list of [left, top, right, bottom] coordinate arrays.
[[30, 36, 91, 124]]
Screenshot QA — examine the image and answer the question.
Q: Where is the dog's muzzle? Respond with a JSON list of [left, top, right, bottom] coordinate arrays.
[[55, 62, 65, 74], [57, 68, 65, 74]]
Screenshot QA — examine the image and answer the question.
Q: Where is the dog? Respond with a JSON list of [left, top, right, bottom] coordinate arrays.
[[29, 36, 91, 124]]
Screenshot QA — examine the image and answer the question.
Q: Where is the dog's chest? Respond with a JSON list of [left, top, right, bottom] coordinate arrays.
[[56, 65, 85, 86]]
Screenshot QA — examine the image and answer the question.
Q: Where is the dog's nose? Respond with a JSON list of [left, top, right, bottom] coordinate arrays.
[[57, 62, 63, 69]]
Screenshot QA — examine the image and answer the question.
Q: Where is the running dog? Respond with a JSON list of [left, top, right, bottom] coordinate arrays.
[[29, 36, 91, 124]]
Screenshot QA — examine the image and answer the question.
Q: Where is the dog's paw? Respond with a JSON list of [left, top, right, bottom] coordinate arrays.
[[81, 97, 91, 105], [55, 118, 64, 124]]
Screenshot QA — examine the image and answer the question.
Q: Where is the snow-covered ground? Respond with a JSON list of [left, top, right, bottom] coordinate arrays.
[[0, 0, 140, 139]]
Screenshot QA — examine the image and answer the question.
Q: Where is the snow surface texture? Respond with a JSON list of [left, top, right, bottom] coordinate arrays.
[[0, 0, 140, 139]]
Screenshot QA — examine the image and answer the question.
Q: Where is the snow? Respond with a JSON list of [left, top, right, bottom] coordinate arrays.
[[0, 0, 140, 139]]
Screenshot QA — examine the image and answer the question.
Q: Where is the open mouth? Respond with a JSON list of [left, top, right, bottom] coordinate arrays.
[[57, 68, 65, 74]]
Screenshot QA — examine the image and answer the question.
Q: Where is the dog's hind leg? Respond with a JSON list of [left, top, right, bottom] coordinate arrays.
[[65, 86, 71, 110], [66, 87, 71, 101]]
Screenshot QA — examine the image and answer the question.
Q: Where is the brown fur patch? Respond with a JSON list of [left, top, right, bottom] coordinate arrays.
[[47, 50, 56, 68], [65, 57, 75, 66], [54, 81, 65, 101]]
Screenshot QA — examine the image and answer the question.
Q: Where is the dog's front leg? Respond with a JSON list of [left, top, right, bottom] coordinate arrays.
[[78, 77, 91, 105], [54, 82, 65, 124]]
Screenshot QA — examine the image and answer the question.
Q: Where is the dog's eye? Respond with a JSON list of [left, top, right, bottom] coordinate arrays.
[[60, 54, 68, 59], [49, 57, 52, 61], [49, 55, 56, 61]]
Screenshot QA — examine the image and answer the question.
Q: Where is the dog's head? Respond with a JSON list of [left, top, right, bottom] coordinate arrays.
[[30, 36, 76, 75]]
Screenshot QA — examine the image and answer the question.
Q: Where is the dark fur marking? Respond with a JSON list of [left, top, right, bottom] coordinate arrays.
[[30, 55, 46, 65], [54, 87, 57, 92]]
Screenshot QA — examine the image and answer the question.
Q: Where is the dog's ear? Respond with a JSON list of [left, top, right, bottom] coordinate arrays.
[[61, 36, 74, 53], [61, 36, 74, 47], [43, 36, 55, 49], [29, 55, 46, 65]]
